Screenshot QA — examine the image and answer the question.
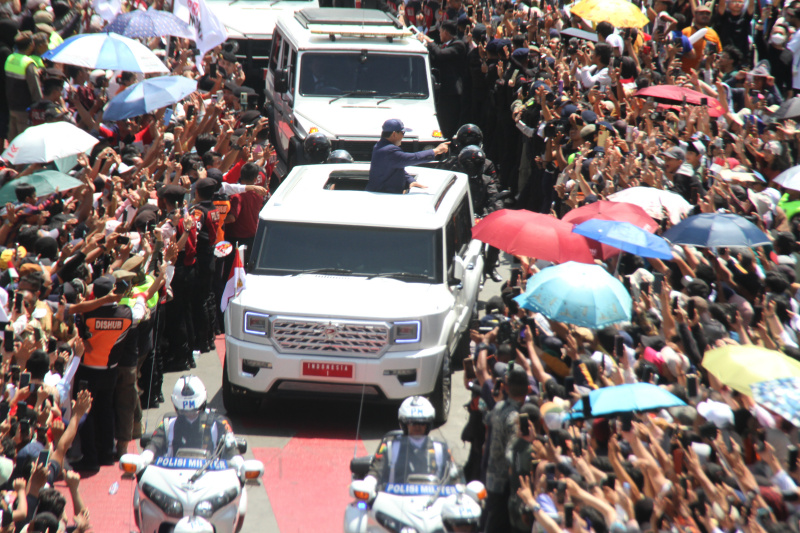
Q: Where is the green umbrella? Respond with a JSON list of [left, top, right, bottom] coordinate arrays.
[[0, 170, 83, 204]]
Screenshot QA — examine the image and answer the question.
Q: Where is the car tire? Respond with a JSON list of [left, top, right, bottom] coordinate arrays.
[[430, 356, 451, 427], [222, 357, 255, 416]]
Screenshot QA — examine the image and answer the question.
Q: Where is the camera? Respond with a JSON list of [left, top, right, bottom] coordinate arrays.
[[650, 111, 664, 121], [567, 38, 579, 55], [543, 119, 566, 138]]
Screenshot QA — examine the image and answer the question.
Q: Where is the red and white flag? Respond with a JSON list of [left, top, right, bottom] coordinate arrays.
[[220, 247, 246, 312]]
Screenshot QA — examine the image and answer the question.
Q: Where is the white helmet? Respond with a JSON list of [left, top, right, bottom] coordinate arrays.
[[171, 375, 207, 418], [398, 396, 435, 434], [441, 496, 481, 533]]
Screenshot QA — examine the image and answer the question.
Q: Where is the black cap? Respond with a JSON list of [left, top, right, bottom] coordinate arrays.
[[158, 184, 187, 203], [92, 274, 115, 298], [220, 50, 236, 63], [206, 168, 224, 183], [132, 209, 157, 231], [506, 366, 529, 386], [195, 177, 219, 193], [238, 109, 261, 126]]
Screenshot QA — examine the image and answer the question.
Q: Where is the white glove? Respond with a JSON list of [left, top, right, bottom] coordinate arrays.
[[140, 450, 154, 467], [224, 433, 237, 449]]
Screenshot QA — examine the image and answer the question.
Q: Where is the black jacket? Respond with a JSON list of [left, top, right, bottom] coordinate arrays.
[[427, 38, 467, 96]]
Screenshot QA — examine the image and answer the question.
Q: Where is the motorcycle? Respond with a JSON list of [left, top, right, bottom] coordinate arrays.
[[344, 430, 485, 533], [120, 435, 264, 533]]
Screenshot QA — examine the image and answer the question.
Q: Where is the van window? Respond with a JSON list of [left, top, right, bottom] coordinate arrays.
[[445, 196, 472, 278], [269, 32, 283, 71], [298, 52, 429, 97], [289, 49, 297, 94]]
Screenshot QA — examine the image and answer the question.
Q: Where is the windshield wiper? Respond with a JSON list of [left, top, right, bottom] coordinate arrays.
[[328, 90, 377, 103], [291, 268, 353, 276], [366, 271, 430, 281], [377, 92, 428, 105]]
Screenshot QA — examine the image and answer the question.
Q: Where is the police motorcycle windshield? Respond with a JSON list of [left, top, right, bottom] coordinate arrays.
[[373, 434, 463, 497]]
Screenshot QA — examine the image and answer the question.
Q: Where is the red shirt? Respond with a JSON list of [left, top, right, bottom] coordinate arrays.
[[226, 191, 262, 240]]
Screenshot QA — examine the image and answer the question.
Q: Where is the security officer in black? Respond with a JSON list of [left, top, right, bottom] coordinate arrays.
[[190, 178, 220, 354]]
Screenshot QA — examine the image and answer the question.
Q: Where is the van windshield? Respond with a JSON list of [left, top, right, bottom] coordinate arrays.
[[298, 52, 429, 97], [252, 222, 441, 283]]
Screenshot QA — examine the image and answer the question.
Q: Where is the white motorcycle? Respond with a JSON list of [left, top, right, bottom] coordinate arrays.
[[344, 431, 485, 533], [120, 436, 264, 533]]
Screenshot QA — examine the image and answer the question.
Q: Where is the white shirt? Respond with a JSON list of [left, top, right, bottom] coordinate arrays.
[[579, 65, 611, 90], [787, 30, 800, 89]]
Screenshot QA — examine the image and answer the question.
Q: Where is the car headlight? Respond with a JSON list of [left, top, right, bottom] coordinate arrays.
[[194, 487, 239, 518], [392, 321, 420, 344], [142, 482, 183, 518], [375, 511, 418, 533], [244, 311, 269, 336]]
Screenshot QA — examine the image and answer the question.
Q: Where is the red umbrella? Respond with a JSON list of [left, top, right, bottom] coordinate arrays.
[[634, 85, 724, 118], [562, 201, 660, 260], [472, 209, 597, 264]]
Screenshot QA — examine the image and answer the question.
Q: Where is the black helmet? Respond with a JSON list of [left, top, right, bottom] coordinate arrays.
[[456, 124, 483, 150], [304, 132, 331, 164], [458, 145, 486, 176], [326, 149, 354, 164]]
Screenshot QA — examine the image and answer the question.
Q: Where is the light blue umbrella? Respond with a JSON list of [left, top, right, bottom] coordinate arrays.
[[104, 75, 197, 121], [572, 219, 673, 260], [0, 170, 83, 204], [42, 32, 168, 73], [774, 165, 800, 191], [569, 383, 687, 419], [751, 377, 800, 427], [514, 262, 631, 329], [662, 213, 770, 248], [106, 9, 194, 39]]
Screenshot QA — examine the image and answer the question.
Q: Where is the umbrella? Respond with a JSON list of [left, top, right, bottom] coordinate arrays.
[[573, 219, 674, 260], [773, 165, 800, 191], [106, 9, 194, 39], [607, 187, 692, 225], [104, 75, 197, 121], [2, 122, 99, 164], [0, 171, 83, 204], [472, 209, 597, 264], [570, 383, 687, 418], [562, 200, 658, 232], [570, 0, 649, 28], [703, 345, 800, 396], [514, 261, 631, 328], [662, 213, 770, 248], [772, 97, 800, 121], [750, 377, 800, 427], [42, 32, 169, 73], [634, 86, 724, 117]]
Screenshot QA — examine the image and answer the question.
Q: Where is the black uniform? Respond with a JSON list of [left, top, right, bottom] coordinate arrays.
[[189, 200, 219, 353], [146, 409, 236, 459]]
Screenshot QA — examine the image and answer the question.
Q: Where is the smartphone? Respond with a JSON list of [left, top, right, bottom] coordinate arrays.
[[604, 474, 616, 488], [582, 395, 592, 417], [0, 402, 8, 423], [240, 92, 248, 108], [492, 379, 502, 396], [468, 5, 474, 16], [687, 374, 698, 398], [545, 463, 557, 480], [78, 380, 88, 393], [546, 478, 557, 492], [614, 335, 624, 359], [564, 376, 574, 394], [47, 337, 57, 353], [19, 372, 30, 389], [14, 293, 22, 313], [640, 281, 650, 295], [185, 104, 195, 121], [463, 358, 477, 380], [673, 446, 684, 474], [564, 503, 575, 528], [114, 279, 130, 295], [520, 413, 530, 436], [620, 102, 627, 118], [671, 296, 679, 312], [701, 97, 708, 106], [36, 449, 50, 468], [33, 329, 41, 342], [209, 63, 217, 78], [19, 419, 29, 436], [2, 329, 13, 352], [789, 445, 798, 472], [751, 305, 764, 326], [573, 437, 583, 457], [163, 107, 174, 126], [117, 235, 130, 245], [557, 480, 567, 503]]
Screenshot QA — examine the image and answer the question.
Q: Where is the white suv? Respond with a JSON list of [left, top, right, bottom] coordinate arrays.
[[265, 8, 443, 172], [222, 164, 484, 424]]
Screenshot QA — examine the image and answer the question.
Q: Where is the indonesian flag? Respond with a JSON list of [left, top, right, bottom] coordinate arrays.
[[221, 247, 246, 313]]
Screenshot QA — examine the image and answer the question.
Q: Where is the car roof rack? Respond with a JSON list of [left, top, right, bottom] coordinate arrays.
[[295, 7, 410, 41]]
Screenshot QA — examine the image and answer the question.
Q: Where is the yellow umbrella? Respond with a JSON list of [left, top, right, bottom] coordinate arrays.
[[571, 0, 650, 28], [702, 345, 800, 396]]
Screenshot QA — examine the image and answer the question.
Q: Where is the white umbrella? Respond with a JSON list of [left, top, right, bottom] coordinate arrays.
[[41, 32, 168, 73], [607, 187, 692, 225], [2, 122, 99, 164], [774, 165, 800, 191]]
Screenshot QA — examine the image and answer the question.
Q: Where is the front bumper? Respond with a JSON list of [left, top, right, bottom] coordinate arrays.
[[224, 335, 445, 400]]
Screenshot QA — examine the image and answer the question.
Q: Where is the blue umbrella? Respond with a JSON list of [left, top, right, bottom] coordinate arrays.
[[106, 9, 194, 39], [662, 213, 770, 248], [514, 262, 631, 329], [751, 377, 800, 427], [104, 75, 197, 121], [569, 383, 687, 419], [572, 219, 673, 260], [42, 32, 168, 73]]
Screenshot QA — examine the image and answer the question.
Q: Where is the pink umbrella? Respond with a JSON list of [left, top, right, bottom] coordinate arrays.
[[634, 85, 724, 118], [562, 201, 659, 259]]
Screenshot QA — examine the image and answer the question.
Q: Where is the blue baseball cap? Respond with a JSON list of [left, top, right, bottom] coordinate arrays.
[[382, 119, 412, 133]]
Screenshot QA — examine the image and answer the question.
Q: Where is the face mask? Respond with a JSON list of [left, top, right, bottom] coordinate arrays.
[[770, 33, 787, 46]]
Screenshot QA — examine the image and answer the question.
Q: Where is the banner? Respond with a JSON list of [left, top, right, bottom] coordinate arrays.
[[173, 0, 228, 67]]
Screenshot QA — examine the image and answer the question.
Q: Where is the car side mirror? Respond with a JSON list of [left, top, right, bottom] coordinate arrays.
[[274, 69, 289, 94], [350, 456, 372, 480], [451, 255, 466, 285]]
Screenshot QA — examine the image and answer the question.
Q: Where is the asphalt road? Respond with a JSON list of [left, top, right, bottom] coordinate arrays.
[[133, 257, 509, 533]]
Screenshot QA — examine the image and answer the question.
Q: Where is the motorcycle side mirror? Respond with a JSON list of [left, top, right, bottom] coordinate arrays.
[[349, 456, 372, 480], [350, 478, 376, 502], [243, 459, 264, 482], [465, 480, 487, 503], [119, 453, 144, 475], [236, 436, 248, 454]]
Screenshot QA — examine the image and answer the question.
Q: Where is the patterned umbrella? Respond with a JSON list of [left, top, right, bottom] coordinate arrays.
[[751, 377, 800, 427], [106, 9, 194, 39], [42, 32, 168, 73]]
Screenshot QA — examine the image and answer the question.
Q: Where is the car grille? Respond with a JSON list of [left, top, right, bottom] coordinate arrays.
[[334, 140, 422, 162], [271, 317, 390, 356]]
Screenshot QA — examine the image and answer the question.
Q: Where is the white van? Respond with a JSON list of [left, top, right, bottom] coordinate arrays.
[[265, 8, 443, 171], [222, 163, 484, 425]]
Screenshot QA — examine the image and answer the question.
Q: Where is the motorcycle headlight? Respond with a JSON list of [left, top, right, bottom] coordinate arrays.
[[375, 511, 418, 533], [194, 487, 239, 518], [142, 482, 183, 518]]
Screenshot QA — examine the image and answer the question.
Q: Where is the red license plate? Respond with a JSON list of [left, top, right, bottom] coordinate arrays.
[[302, 362, 354, 379]]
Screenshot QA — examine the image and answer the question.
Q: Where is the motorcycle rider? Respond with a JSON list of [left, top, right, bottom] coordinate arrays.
[[366, 396, 452, 485], [140, 376, 238, 464]]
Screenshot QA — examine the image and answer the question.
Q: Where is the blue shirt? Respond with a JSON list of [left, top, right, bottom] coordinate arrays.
[[366, 138, 436, 194]]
